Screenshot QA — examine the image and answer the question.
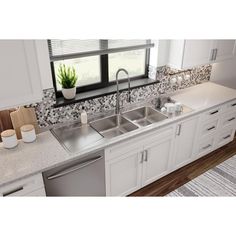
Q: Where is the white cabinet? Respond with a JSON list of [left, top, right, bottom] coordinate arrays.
[[105, 127, 175, 196], [141, 136, 173, 187], [213, 40, 236, 62], [193, 99, 236, 160], [0, 173, 46, 197], [0, 40, 43, 110], [168, 40, 236, 69], [171, 116, 199, 169], [105, 148, 143, 196]]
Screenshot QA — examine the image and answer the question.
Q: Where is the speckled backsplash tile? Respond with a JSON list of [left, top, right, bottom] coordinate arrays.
[[31, 65, 212, 128]]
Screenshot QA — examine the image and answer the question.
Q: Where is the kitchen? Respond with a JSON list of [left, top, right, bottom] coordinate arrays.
[[1, 1, 236, 236], [1, 39, 236, 197]]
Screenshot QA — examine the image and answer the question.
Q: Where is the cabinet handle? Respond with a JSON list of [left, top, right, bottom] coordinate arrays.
[[140, 152, 144, 163], [228, 117, 236, 122], [210, 49, 215, 61], [210, 110, 218, 115], [3, 186, 24, 196], [207, 126, 215, 131], [214, 48, 218, 60], [223, 134, 231, 140], [202, 144, 211, 150], [231, 103, 236, 107], [144, 150, 148, 162], [176, 124, 182, 136]]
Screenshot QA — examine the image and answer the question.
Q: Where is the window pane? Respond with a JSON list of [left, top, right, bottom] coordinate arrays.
[[108, 49, 146, 81], [54, 56, 101, 90]]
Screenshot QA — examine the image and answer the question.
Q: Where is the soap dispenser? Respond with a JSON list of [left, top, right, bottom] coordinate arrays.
[[80, 106, 87, 125]]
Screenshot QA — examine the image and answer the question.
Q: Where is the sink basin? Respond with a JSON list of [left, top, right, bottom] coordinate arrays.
[[123, 106, 168, 127], [90, 115, 138, 139]]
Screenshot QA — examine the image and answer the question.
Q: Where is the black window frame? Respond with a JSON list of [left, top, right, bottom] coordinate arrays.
[[49, 40, 150, 99]]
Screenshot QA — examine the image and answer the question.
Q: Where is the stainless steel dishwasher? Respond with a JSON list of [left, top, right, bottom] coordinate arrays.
[[43, 152, 105, 196]]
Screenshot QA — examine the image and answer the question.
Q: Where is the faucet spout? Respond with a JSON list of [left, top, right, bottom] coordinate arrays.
[[115, 68, 130, 115]]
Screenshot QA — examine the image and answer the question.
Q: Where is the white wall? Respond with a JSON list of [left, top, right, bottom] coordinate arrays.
[[35, 40, 53, 89], [210, 58, 236, 89]]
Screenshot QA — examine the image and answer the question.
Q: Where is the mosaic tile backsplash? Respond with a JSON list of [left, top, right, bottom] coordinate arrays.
[[31, 65, 212, 128]]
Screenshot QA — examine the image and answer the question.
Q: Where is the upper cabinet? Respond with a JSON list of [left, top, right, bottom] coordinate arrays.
[[0, 40, 43, 110], [167, 40, 236, 69]]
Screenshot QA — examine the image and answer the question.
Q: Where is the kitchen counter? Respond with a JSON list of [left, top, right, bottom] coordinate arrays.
[[1, 82, 236, 187]]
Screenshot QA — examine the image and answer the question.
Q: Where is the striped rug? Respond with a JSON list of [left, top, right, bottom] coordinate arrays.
[[167, 155, 236, 196]]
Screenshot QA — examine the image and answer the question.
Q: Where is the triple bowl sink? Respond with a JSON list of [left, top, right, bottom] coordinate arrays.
[[90, 106, 168, 139]]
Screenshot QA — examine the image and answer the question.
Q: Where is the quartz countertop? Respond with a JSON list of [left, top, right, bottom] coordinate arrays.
[[1, 82, 236, 187]]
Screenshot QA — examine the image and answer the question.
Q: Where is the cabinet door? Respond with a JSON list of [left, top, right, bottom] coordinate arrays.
[[105, 149, 143, 196], [142, 136, 174, 187], [214, 40, 236, 62], [172, 116, 199, 169], [182, 40, 215, 69], [0, 40, 42, 110]]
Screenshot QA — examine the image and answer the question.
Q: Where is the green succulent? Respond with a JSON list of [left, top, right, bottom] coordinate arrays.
[[57, 64, 78, 89]]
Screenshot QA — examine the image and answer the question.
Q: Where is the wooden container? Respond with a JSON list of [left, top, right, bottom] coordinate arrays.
[[20, 124, 36, 143], [1, 129, 18, 149]]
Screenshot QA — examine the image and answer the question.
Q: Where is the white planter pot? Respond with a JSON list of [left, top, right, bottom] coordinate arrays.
[[62, 87, 76, 100]]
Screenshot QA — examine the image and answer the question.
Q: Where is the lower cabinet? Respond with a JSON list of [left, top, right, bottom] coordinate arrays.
[[105, 148, 143, 196], [141, 137, 173, 187], [171, 116, 199, 170], [0, 173, 46, 197], [105, 127, 175, 196]]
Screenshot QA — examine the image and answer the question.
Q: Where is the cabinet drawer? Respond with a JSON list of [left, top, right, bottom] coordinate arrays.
[[197, 136, 215, 158], [202, 106, 221, 120], [0, 173, 44, 197], [224, 99, 236, 112], [219, 111, 236, 129], [200, 118, 219, 137], [215, 127, 235, 149]]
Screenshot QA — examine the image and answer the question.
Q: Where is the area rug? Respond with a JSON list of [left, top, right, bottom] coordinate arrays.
[[167, 155, 236, 196]]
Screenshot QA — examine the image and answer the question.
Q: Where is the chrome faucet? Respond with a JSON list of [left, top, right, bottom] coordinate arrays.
[[115, 68, 131, 114]]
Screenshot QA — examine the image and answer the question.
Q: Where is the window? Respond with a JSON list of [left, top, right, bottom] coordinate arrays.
[[48, 40, 154, 99]]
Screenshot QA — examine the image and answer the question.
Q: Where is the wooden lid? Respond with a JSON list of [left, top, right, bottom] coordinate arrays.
[[20, 124, 34, 132], [1, 129, 16, 138]]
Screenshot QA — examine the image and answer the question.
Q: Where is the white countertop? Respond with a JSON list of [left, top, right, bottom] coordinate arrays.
[[171, 82, 236, 110], [1, 82, 236, 187]]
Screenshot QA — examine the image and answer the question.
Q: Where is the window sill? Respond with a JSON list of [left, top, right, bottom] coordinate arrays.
[[54, 78, 159, 108]]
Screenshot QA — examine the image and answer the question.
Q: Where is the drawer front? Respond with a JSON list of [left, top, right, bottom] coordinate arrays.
[[219, 111, 236, 129], [202, 106, 221, 121], [0, 173, 44, 197], [200, 118, 219, 138], [215, 127, 235, 149], [197, 136, 215, 159], [105, 126, 174, 161], [224, 99, 236, 112]]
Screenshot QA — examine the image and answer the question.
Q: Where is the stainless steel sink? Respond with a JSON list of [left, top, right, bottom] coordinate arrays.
[[123, 106, 168, 127], [90, 114, 138, 138]]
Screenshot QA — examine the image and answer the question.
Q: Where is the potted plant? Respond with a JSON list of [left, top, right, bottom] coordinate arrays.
[[57, 64, 78, 100]]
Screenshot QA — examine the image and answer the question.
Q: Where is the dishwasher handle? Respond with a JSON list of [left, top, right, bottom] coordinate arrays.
[[47, 156, 103, 180]]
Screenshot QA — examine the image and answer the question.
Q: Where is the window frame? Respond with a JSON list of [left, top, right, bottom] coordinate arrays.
[[49, 40, 150, 99]]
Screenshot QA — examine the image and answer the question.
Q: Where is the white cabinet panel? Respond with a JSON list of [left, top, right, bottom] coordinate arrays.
[[168, 40, 236, 70], [106, 149, 142, 196], [214, 40, 236, 62], [172, 116, 199, 169], [0, 40, 42, 110], [142, 137, 173, 187], [105, 126, 175, 196], [182, 40, 215, 68]]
